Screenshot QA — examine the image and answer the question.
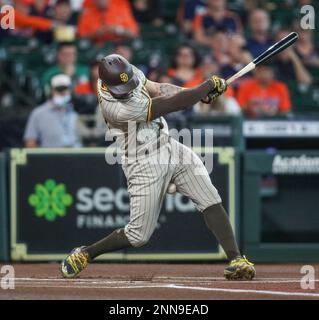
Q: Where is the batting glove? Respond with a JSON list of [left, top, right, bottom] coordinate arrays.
[[201, 76, 228, 104]]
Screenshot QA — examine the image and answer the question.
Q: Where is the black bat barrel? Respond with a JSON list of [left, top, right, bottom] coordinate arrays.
[[253, 32, 299, 66]]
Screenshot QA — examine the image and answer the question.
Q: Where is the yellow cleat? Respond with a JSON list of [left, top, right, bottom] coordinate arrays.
[[224, 255, 256, 280], [61, 247, 89, 278]]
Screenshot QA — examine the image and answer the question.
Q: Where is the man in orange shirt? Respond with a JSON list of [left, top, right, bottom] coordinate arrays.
[[78, 0, 139, 45], [236, 64, 291, 118]]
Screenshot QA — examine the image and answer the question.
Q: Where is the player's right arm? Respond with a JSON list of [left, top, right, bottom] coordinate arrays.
[[146, 76, 227, 121]]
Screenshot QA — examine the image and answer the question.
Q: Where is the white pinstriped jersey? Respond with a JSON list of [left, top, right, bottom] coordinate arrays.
[[96, 66, 221, 246], [97, 66, 169, 154]]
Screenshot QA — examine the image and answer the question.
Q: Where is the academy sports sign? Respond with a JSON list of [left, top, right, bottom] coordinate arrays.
[[272, 155, 319, 174]]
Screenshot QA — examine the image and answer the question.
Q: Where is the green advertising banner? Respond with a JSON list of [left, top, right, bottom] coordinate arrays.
[[9, 147, 239, 261], [243, 150, 319, 262]]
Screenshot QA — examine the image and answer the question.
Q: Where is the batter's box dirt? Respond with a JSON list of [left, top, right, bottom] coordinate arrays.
[[1, 263, 319, 300]]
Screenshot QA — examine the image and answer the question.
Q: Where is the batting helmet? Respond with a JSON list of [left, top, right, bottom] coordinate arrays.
[[98, 54, 139, 95]]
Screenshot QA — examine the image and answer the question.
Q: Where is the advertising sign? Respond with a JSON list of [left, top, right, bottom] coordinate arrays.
[[10, 147, 238, 261]]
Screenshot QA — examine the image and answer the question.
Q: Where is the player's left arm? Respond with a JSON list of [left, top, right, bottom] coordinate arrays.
[[145, 80, 184, 98], [144, 76, 227, 120], [145, 79, 219, 104]]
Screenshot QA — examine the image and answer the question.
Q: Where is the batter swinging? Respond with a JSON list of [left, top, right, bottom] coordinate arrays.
[[61, 54, 256, 280]]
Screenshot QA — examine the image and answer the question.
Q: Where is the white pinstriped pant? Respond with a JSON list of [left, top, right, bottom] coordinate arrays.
[[122, 137, 221, 247]]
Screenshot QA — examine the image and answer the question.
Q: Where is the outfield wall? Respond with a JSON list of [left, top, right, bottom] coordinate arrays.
[[1, 148, 319, 262]]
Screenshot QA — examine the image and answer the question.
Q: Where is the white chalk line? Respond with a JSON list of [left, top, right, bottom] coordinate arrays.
[[9, 277, 319, 298], [113, 284, 319, 298], [11, 282, 319, 298], [170, 285, 319, 298], [13, 276, 315, 284]]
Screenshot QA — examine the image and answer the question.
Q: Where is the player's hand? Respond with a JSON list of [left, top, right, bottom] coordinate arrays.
[[201, 76, 227, 104]]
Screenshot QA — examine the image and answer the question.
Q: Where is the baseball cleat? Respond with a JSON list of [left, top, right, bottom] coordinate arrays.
[[61, 246, 89, 278], [224, 255, 256, 280]]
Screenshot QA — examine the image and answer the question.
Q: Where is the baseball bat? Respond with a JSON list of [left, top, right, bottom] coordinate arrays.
[[226, 32, 299, 85]]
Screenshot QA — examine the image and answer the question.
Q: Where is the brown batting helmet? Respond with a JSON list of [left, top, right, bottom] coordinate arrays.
[[98, 54, 139, 95]]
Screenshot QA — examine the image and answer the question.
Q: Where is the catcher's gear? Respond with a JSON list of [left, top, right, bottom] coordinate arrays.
[[61, 246, 89, 278], [224, 255, 256, 280], [99, 54, 139, 95], [201, 75, 227, 104]]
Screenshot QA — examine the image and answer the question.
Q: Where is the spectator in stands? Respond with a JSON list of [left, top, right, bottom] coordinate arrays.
[[24, 74, 81, 148], [130, 0, 163, 26], [236, 64, 292, 118], [194, 88, 241, 116], [167, 44, 204, 88], [50, 0, 78, 42], [30, 0, 50, 18], [294, 28, 319, 69], [193, 0, 242, 48], [200, 54, 220, 79], [75, 59, 99, 95], [112, 43, 133, 62], [69, 0, 85, 11], [78, 0, 139, 45], [31, 0, 76, 43], [164, 45, 205, 124], [8, 0, 54, 37], [246, 9, 273, 58], [220, 34, 252, 81], [42, 42, 89, 94], [178, 0, 206, 34], [29, 0, 51, 42], [273, 30, 312, 86], [209, 28, 230, 66], [74, 60, 106, 145], [52, 0, 77, 26]]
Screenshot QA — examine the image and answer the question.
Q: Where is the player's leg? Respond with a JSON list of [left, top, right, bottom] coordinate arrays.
[[61, 151, 171, 278], [203, 204, 255, 280], [171, 140, 255, 280], [171, 140, 239, 260], [61, 229, 132, 279], [121, 151, 172, 248]]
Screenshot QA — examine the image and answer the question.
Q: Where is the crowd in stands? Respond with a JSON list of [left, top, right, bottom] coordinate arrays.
[[0, 0, 319, 148]]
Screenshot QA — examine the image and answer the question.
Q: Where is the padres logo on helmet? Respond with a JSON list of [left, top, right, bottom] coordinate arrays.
[[120, 73, 129, 83]]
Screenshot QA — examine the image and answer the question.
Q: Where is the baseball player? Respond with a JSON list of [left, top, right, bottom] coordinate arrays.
[[61, 54, 255, 280]]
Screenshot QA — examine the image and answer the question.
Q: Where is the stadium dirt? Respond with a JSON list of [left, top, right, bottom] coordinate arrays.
[[0, 263, 319, 300]]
